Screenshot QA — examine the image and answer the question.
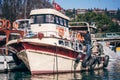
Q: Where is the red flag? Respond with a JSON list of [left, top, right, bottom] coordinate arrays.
[[53, 2, 61, 11]]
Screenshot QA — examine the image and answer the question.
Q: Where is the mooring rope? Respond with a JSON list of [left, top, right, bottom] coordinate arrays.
[[53, 43, 58, 80]]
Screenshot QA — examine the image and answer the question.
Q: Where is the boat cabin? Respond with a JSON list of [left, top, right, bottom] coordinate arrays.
[[12, 9, 70, 39], [11, 9, 84, 53], [29, 8, 70, 39]]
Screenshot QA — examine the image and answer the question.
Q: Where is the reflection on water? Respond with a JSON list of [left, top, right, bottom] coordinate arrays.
[[0, 71, 31, 80], [0, 60, 120, 80], [74, 69, 109, 80]]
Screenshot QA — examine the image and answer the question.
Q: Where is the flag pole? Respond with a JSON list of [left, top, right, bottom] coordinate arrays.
[[24, 0, 28, 19], [52, 0, 54, 4], [51, 0, 54, 8]]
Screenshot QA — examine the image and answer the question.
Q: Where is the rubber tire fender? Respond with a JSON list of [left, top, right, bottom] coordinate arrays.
[[89, 56, 97, 70], [103, 55, 109, 67], [82, 55, 91, 68]]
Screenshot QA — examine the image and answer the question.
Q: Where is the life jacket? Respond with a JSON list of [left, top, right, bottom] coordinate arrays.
[[76, 33, 84, 42]]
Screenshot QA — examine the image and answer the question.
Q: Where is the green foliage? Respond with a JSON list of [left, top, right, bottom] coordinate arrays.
[[65, 10, 74, 18], [116, 8, 120, 20], [68, 11, 120, 32]]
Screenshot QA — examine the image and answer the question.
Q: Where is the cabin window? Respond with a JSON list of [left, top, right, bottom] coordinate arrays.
[[65, 41, 69, 47], [55, 16, 68, 27], [18, 21, 30, 30], [59, 40, 64, 45], [55, 16, 60, 24], [59, 17, 64, 26], [30, 15, 68, 27], [35, 15, 45, 24], [65, 20, 68, 27], [79, 44, 83, 50], [46, 15, 54, 23], [64, 19, 67, 26], [30, 16, 35, 24]]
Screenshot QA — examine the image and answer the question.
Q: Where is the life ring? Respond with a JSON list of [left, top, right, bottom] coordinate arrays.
[[12, 21, 19, 30], [58, 27, 64, 37], [0, 19, 5, 28], [103, 55, 109, 67], [5, 20, 11, 29], [76, 33, 84, 42]]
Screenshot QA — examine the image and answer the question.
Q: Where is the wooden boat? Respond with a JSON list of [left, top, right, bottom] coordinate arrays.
[[6, 8, 109, 75]]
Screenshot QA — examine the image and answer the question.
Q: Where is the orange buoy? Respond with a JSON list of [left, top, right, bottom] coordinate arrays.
[[58, 27, 64, 37], [5, 20, 11, 29], [0, 19, 5, 28]]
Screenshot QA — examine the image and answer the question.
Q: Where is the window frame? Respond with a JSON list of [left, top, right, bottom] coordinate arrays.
[[29, 14, 69, 27]]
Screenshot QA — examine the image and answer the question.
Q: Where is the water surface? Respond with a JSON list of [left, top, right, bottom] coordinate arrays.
[[0, 60, 120, 80]]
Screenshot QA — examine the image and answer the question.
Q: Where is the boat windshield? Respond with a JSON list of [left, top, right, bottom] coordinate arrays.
[[17, 20, 30, 30], [30, 14, 69, 27]]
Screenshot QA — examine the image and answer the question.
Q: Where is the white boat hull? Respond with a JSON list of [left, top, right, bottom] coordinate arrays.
[[17, 49, 104, 75]]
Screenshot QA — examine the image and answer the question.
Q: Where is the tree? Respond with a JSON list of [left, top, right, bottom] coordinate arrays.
[[0, 0, 25, 21], [0, 0, 52, 22], [74, 12, 119, 32], [116, 8, 120, 20]]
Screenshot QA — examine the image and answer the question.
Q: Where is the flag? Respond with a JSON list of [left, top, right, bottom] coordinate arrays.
[[53, 2, 61, 11]]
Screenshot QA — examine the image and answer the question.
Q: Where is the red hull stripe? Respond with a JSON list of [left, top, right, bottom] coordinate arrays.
[[23, 42, 81, 59], [31, 70, 80, 75]]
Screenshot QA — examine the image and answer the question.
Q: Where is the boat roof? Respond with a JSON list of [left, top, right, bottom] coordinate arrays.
[[69, 22, 97, 33], [30, 8, 70, 20], [15, 19, 30, 22], [15, 19, 33, 24], [69, 25, 97, 29]]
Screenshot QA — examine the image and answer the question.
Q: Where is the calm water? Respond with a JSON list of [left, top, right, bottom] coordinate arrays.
[[0, 59, 120, 80]]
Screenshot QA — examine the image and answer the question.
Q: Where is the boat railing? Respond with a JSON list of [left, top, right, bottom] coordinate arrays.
[[91, 32, 120, 42], [69, 22, 90, 32], [25, 31, 69, 38], [94, 32, 120, 38], [37, 31, 58, 38]]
